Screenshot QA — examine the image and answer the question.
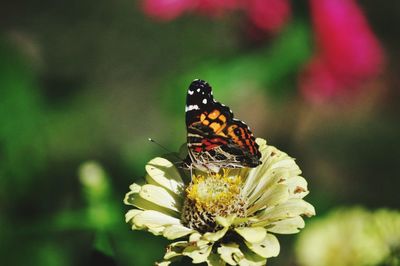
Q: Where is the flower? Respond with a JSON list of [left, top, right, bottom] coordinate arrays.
[[245, 0, 291, 33], [141, 0, 290, 33], [300, 0, 384, 103], [142, 0, 195, 21], [124, 138, 315, 265], [295, 207, 400, 266]]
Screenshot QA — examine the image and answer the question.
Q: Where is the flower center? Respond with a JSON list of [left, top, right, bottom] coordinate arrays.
[[181, 171, 247, 232]]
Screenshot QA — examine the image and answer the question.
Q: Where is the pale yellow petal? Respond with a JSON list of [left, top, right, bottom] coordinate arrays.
[[189, 232, 202, 242], [284, 176, 309, 199], [247, 183, 289, 215], [245, 233, 280, 258], [145, 157, 184, 195], [183, 244, 212, 264], [242, 142, 275, 198], [139, 184, 181, 212], [255, 138, 267, 147], [216, 215, 236, 228], [247, 165, 300, 206], [164, 241, 187, 260], [256, 199, 315, 225], [125, 209, 142, 223], [235, 227, 267, 244], [124, 184, 179, 217], [267, 216, 305, 234], [133, 210, 181, 229], [203, 227, 229, 242], [238, 246, 267, 266], [156, 261, 171, 266], [163, 224, 195, 240], [218, 243, 243, 265], [147, 226, 166, 235], [243, 141, 302, 207]]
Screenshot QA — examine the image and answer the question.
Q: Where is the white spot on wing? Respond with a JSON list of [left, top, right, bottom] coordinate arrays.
[[202, 98, 207, 104], [188, 90, 194, 95], [185, 105, 200, 112], [197, 88, 200, 92]]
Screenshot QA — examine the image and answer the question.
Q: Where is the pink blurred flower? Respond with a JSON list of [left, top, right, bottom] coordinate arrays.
[[195, 0, 240, 15], [300, 57, 343, 103], [245, 0, 291, 33], [142, 0, 194, 21], [141, 0, 290, 32], [300, 0, 384, 103]]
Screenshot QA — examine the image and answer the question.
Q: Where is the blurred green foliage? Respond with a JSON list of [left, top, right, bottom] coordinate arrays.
[[0, 39, 46, 199]]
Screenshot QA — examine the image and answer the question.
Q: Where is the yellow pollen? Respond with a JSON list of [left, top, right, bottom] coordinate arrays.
[[186, 172, 243, 213]]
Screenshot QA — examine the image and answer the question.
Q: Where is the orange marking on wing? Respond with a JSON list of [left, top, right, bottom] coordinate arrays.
[[208, 109, 220, 120], [218, 114, 226, 123], [227, 125, 239, 142], [216, 131, 227, 137], [200, 113, 207, 121], [209, 122, 221, 132], [239, 128, 246, 139], [202, 119, 210, 126]]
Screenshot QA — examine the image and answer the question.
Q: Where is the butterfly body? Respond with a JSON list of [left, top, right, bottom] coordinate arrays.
[[185, 79, 261, 172]]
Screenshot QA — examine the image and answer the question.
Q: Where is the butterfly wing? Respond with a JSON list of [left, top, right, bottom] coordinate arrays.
[[185, 79, 261, 168]]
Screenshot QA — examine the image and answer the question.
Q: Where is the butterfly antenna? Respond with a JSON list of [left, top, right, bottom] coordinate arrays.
[[148, 138, 184, 162]]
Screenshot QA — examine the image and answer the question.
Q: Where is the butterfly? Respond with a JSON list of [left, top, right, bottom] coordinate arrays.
[[185, 79, 261, 173]]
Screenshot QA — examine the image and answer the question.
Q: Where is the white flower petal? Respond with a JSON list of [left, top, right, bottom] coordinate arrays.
[[218, 243, 243, 265], [242, 141, 274, 197], [139, 184, 181, 212], [216, 215, 236, 228], [245, 233, 280, 258], [247, 183, 289, 215], [238, 257, 266, 266], [147, 226, 167, 235], [156, 261, 171, 266], [284, 176, 309, 199], [243, 141, 301, 207], [125, 209, 142, 223], [255, 138, 267, 147], [145, 157, 184, 195], [268, 216, 305, 234], [183, 244, 212, 264], [203, 227, 229, 242], [247, 166, 300, 206], [189, 232, 202, 242], [238, 246, 267, 266], [185, 234, 209, 250], [133, 210, 181, 229], [124, 184, 179, 217], [163, 224, 195, 240], [235, 227, 267, 244], [197, 216, 235, 243], [164, 241, 187, 260], [256, 199, 316, 226]]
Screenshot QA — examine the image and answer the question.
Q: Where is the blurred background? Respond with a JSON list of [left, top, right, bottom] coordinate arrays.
[[0, 0, 399, 265]]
